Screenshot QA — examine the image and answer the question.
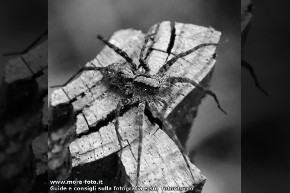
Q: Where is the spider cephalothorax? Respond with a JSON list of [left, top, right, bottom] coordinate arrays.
[[99, 62, 161, 96], [103, 65, 177, 101], [52, 31, 226, 186]]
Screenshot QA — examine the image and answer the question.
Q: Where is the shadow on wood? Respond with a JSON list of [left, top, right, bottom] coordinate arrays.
[[49, 21, 221, 193]]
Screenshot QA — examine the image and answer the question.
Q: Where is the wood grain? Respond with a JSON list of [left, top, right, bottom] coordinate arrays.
[[0, 39, 48, 193], [50, 21, 221, 192]]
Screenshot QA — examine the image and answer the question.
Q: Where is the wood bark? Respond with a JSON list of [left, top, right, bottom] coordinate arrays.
[[49, 21, 221, 193]]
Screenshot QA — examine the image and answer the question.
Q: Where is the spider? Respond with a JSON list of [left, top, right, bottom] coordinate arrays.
[[3, 28, 48, 56], [241, 2, 268, 96], [242, 59, 269, 96], [52, 32, 226, 186]]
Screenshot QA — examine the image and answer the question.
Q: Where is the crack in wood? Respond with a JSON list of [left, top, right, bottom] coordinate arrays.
[[1, 39, 48, 193], [50, 21, 221, 192], [166, 22, 176, 55]]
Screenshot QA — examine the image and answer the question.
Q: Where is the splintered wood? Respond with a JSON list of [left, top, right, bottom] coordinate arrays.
[[50, 21, 221, 192]]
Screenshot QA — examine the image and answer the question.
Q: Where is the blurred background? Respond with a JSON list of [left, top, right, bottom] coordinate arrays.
[[0, 0, 240, 192], [0, 0, 47, 84], [1, 0, 290, 192], [0, 1, 47, 193], [48, 1, 240, 193], [242, 0, 290, 192]]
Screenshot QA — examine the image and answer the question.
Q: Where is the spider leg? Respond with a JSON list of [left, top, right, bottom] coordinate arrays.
[[97, 35, 138, 71], [3, 29, 48, 56], [146, 101, 196, 181], [115, 97, 139, 151], [166, 76, 227, 115], [154, 96, 169, 114], [148, 47, 196, 64], [139, 33, 156, 72], [50, 66, 105, 88], [114, 101, 124, 181], [114, 98, 138, 179], [149, 47, 177, 55], [157, 43, 217, 76], [136, 101, 145, 186], [114, 99, 127, 157], [242, 59, 269, 96]]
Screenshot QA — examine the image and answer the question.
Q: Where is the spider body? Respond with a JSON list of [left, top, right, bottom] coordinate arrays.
[[131, 75, 161, 96], [52, 32, 226, 186], [101, 62, 164, 97]]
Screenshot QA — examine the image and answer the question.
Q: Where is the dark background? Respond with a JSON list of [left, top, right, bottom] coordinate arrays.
[[48, 1, 240, 193], [0, 1, 47, 193], [242, 0, 290, 192], [2, 0, 289, 193], [0, 0, 47, 83], [1, 0, 242, 193]]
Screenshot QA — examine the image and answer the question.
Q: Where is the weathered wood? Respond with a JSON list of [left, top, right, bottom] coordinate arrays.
[[0, 40, 48, 193], [4, 41, 48, 84], [50, 21, 220, 192]]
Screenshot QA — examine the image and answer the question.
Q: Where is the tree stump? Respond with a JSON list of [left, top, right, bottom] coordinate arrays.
[[49, 21, 221, 193], [0, 40, 48, 193]]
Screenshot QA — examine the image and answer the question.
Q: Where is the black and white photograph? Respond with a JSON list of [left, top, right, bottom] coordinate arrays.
[[0, 1, 47, 193], [1, 0, 272, 193], [48, 1, 240, 193]]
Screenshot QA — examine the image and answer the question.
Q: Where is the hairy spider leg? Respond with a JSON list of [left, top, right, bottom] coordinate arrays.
[[50, 66, 105, 88], [114, 99, 130, 180], [148, 47, 205, 63], [242, 59, 269, 96], [115, 100, 126, 152], [153, 42, 226, 114], [149, 47, 179, 57], [115, 97, 139, 152], [167, 76, 227, 114], [157, 43, 218, 76], [114, 98, 140, 182], [136, 101, 145, 186], [97, 35, 138, 71], [139, 33, 156, 72], [146, 101, 196, 182], [154, 96, 169, 115], [3, 29, 48, 56]]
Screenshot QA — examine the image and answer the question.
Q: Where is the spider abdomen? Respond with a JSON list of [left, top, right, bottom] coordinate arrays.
[[134, 76, 160, 88]]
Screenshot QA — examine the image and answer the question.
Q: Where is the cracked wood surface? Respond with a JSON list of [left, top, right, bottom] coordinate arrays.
[[4, 41, 48, 85], [0, 40, 48, 193], [50, 21, 221, 192]]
